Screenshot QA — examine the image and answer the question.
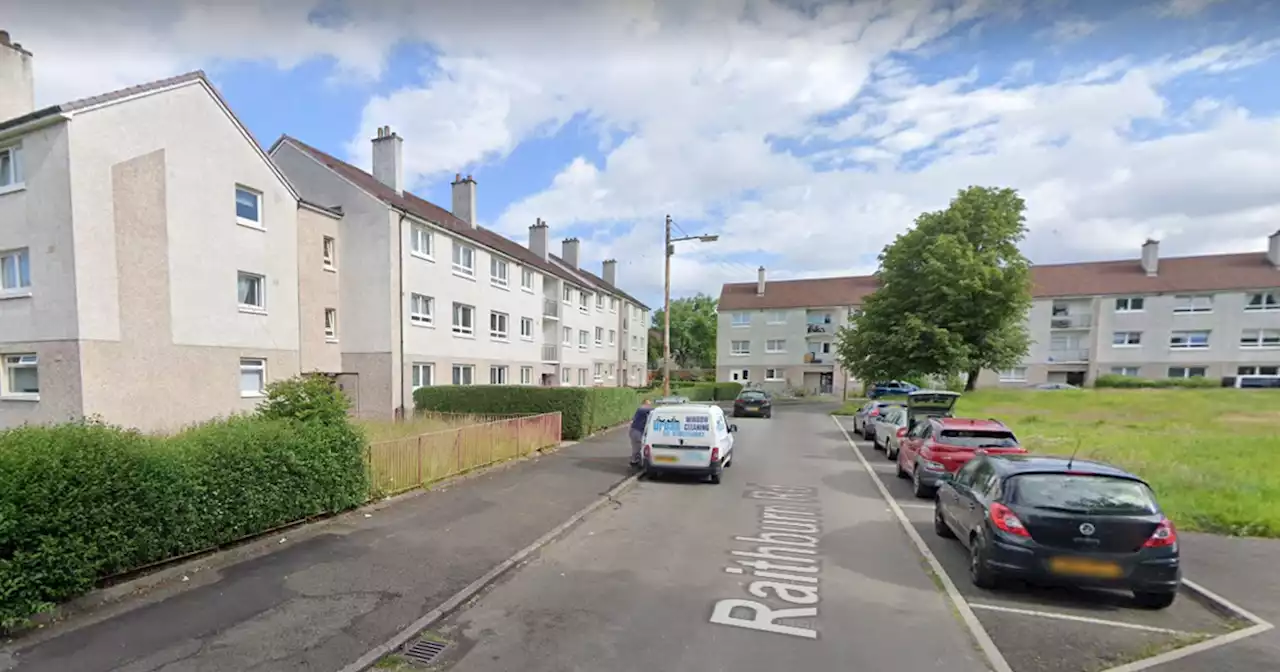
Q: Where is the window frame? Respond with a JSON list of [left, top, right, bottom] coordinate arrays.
[[451, 242, 476, 277], [578, 329, 589, 351], [0, 247, 32, 294], [579, 291, 589, 314], [998, 367, 1027, 382], [321, 236, 337, 270], [520, 317, 535, 341], [1, 353, 39, 400], [1112, 331, 1142, 347], [765, 339, 786, 353], [1244, 291, 1279, 312], [766, 311, 787, 324], [1172, 294, 1213, 314], [608, 329, 616, 346], [520, 267, 535, 292], [452, 364, 475, 385], [234, 185, 264, 229], [410, 293, 434, 326], [561, 367, 572, 384], [1110, 366, 1140, 377], [1114, 296, 1145, 313], [239, 358, 266, 398], [489, 311, 510, 341], [562, 326, 572, 345], [594, 327, 604, 346], [1168, 366, 1207, 379], [1169, 330, 1211, 350], [490, 365, 508, 385], [490, 256, 510, 288], [324, 308, 338, 342], [1240, 328, 1280, 349], [731, 312, 750, 327], [410, 224, 434, 259], [520, 366, 533, 385], [412, 363, 434, 390], [731, 340, 750, 355], [609, 297, 617, 312], [237, 271, 266, 313], [452, 302, 475, 336], [0, 145, 23, 191], [765, 368, 784, 381]]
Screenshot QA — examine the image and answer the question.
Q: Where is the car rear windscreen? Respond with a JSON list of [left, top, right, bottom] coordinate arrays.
[[739, 391, 767, 400], [938, 429, 1018, 448], [1010, 474, 1158, 515]]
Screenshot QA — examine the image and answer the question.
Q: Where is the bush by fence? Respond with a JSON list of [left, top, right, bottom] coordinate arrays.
[[0, 375, 366, 629], [1094, 374, 1220, 389], [414, 386, 641, 440]]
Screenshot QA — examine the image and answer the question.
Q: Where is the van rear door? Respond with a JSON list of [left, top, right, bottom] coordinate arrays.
[[648, 408, 716, 468]]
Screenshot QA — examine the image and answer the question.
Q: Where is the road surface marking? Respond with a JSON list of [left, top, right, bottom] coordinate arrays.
[[896, 503, 934, 510], [966, 603, 1193, 635], [710, 483, 824, 640], [832, 415, 1014, 672]]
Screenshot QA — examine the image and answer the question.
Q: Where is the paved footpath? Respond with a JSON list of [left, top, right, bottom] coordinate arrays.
[[0, 431, 637, 672]]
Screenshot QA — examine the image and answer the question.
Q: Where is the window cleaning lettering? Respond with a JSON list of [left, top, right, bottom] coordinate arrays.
[[652, 414, 711, 439]]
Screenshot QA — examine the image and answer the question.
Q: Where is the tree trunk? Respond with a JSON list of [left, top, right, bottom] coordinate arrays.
[[964, 367, 980, 391]]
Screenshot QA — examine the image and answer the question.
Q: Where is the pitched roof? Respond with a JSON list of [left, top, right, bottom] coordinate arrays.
[[274, 135, 644, 297], [718, 249, 1280, 310], [549, 254, 650, 310]]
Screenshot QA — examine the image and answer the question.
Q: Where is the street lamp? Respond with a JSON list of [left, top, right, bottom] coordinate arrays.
[[663, 214, 719, 397]]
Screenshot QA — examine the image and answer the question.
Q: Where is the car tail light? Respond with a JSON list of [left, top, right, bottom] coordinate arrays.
[[710, 447, 720, 463], [1143, 518, 1177, 548], [869, 408, 880, 417], [896, 427, 908, 438], [989, 503, 1031, 538], [643, 444, 651, 459]]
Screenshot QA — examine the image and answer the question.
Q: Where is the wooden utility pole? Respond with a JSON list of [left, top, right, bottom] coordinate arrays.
[[661, 215, 718, 398]]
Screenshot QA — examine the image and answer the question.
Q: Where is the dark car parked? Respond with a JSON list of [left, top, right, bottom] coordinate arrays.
[[868, 380, 919, 399], [732, 389, 773, 418], [934, 454, 1180, 609]]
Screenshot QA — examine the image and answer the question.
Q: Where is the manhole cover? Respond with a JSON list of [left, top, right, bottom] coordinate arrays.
[[402, 636, 450, 666]]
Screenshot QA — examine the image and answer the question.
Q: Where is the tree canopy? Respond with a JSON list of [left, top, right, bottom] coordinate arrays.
[[650, 293, 718, 369], [837, 186, 1033, 390]]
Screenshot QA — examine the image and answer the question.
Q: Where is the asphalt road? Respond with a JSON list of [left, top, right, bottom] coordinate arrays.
[[419, 404, 991, 672]]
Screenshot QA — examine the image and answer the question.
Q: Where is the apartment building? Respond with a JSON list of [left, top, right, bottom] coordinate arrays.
[[269, 131, 649, 418], [0, 32, 341, 431], [716, 236, 1280, 390]]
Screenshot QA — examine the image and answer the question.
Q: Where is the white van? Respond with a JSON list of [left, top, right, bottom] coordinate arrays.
[[641, 403, 737, 484]]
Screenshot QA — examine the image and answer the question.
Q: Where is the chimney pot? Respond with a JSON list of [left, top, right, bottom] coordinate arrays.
[[370, 125, 404, 194], [0, 29, 35, 122], [529, 219, 550, 260], [451, 173, 477, 227], [1140, 239, 1159, 277], [562, 238, 581, 269], [603, 259, 618, 286], [757, 266, 766, 296]]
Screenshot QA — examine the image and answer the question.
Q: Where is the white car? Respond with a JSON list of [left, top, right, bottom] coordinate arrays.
[[642, 403, 736, 484], [872, 407, 910, 460]]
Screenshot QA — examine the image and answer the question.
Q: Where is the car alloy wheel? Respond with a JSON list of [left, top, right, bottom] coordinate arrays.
[[912, 464, 931, 498], [934, 505, 955, 538], [969, 534, 997, 589]]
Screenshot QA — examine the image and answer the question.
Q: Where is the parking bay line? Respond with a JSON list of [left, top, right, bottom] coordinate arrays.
[[832, 416, 1014, 672], [966, 602, 1194, 635]]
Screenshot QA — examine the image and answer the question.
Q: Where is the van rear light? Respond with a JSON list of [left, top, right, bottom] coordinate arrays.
[[896, 427, 908, 438], [989, 503, 1031, 538], [1143, 518, 1177, 548], [643, 444, 651, 459], [710, 447, 720, 463]]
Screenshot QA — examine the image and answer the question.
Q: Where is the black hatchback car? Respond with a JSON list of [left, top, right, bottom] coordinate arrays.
[[934, 454, 1180, 609], [732, 389, 773, 418]]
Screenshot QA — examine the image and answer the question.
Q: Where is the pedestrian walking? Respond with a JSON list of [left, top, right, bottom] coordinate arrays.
[[629, 398, 654, 468]]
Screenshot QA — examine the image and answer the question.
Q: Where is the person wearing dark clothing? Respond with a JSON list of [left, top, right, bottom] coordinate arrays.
[[629, 399, 654, 467]]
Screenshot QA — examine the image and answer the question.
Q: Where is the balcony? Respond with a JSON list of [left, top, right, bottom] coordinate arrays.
[[806, 323, 833, 335], [1047, 348, 1090, 363], [543, 299, 560, 320], [1050, 314, 1092, 330], [541, 344, 560, 362]]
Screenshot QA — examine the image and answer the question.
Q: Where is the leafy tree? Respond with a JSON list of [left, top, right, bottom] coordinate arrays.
[[837, 186, 1033, 390], [650, 293, 718, 369]]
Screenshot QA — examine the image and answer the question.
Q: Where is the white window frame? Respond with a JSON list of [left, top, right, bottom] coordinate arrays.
[[1110, 367, 1140, 377], [998, 367, 1027, 382], [563, 286, 573, 304], [410, 293, 434, 326], [490, 365, 508, 385], [594, 327, 604, 346], [731, 312, 750, 327], [1173, 294, 1213, 314], [561, 367, 572, 384], [452, 302, 475, 336], [1239, 365, 1280, 376], [765, 368, 784, 382], [578, 330, 589, 351], [322, 236, 336, 270], [1169, 330, 1210, 349], [0, 145, 23, 192], [490, 256, 510, 288], [594, 362, 603, 381], [608, 329, 616, 346], [452, 242, 476, 277], [765, 339, 786, 353], [237, 271, 266, 313], [1, 353, 39, 400], [452, 364, 475, 385], [1112, 331, 1142, 347], [596, 294, 605, 311], [1245, 291, 1279, 312], [1168, 366, 1207, 379], [324, 308, 338, 342], [520, 366, 533, 385], [239, 358, 266, 398], [578, 368, 588, 386], [520, 317, 535, 341], [1240, 329, 1280, 349], [410, 224, 434, 259], [609, 297, 617, 312], [1114, 296, 1144, 312], [412, 363, 434, 390], [562, 326, 572, 345], [520, 267, 534, 292], [1, 247, 32, 294], [579, 291, 589, 314], [731, 340, 750, 355], [489, 311, 509, 341], [234, 185, 263, 229], [767, 311, 787, 324]]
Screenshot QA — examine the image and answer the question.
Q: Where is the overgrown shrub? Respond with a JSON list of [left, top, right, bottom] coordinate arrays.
[[256, 373, 352, 425], [1094, 374, 1220, 389], [0, 376, 367, 629], [413, 386, 640, 440], [714, 382, 744, 400]]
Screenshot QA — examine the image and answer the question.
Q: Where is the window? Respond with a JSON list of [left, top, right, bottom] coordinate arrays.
[[235, 186, 262, 227], [596, 294, 605, 310], [765, 368, 784, 381], [521, 366, 533, 385], [1114, 296, 1144, 312], [322, 236, 336, 269], [410, 224, 434, 258], [1245, 292, 1279, 312], [1173, 294, 1213, 314], [2, 354, 38, 398], [562, 326, 572, 345], [1, 248, 31, 293], [765, 339, 786, 353], [563, 286, 572, 303], [489, 311, 509, 340], [521, 268, 534, 291], [562, 367, 572, 384], [452, 303, 475, 336], [490, 365, 508, 385], [578, 330, 589, 350], [1239, 365, 1280, 376], [608, 329, 616, 346], [767, 311, 787, 324], [595, 327, 604, 346], [579, 291, 589, 313], [731, 340, 750, 355], [1112, 331, 1142, 347], [237, 272, 265, 312], [594, 362, 603, 380], [0, 145, 22, 189], [324, 308, 338, 341], [1169, 330, 1210, 349], [578, 369, 588, 386], [410, 294, 434, 325], [452, 242, 475, 276], [520, 317, 534, 340], [1110, 367, 1140, 377], [1168, 366, 1207, 378], [731, 312, 750, 327], [490, 257, 509, 287], [412, 363, 434, 390], [452, 364, 475, 385], [239, 358, 266, 397], [998, 367, 1027, 382], [610, 297, 617, 312], [1240, 329, 1280, 348]]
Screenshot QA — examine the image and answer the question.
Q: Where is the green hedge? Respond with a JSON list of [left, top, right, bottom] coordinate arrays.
[[0, 379, 367, 629], [413, 386, 641, 440], [1094, 374, 1220, 389]]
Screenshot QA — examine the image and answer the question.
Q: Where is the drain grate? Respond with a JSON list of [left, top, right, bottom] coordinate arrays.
[[402, 636, 450, 666]]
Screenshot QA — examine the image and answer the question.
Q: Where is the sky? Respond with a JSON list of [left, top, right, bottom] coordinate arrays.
[[4, 0, 1280, 308]]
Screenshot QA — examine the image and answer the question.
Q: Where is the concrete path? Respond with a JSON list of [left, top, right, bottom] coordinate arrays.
[[1, 431, 637, 672], [423, 404, 990, 672]]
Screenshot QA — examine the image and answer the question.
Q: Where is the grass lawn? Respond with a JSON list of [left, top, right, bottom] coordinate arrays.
[[836, 389, 1280, 538]]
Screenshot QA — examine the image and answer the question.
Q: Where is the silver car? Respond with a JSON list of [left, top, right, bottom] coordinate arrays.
[[872, 407, 910, 460]]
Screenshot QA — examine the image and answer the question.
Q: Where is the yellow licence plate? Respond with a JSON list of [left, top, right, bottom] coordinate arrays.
[[653, 455, 679, 463], [1049, 557, 1122, 579]]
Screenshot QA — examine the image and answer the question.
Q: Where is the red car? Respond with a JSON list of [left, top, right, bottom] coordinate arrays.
[[897, 416, 1026, 498]]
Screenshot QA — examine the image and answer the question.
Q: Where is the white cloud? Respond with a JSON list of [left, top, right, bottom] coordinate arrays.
[[1156, 0, 1225, 18], [1040, 19, 1099, 43]]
